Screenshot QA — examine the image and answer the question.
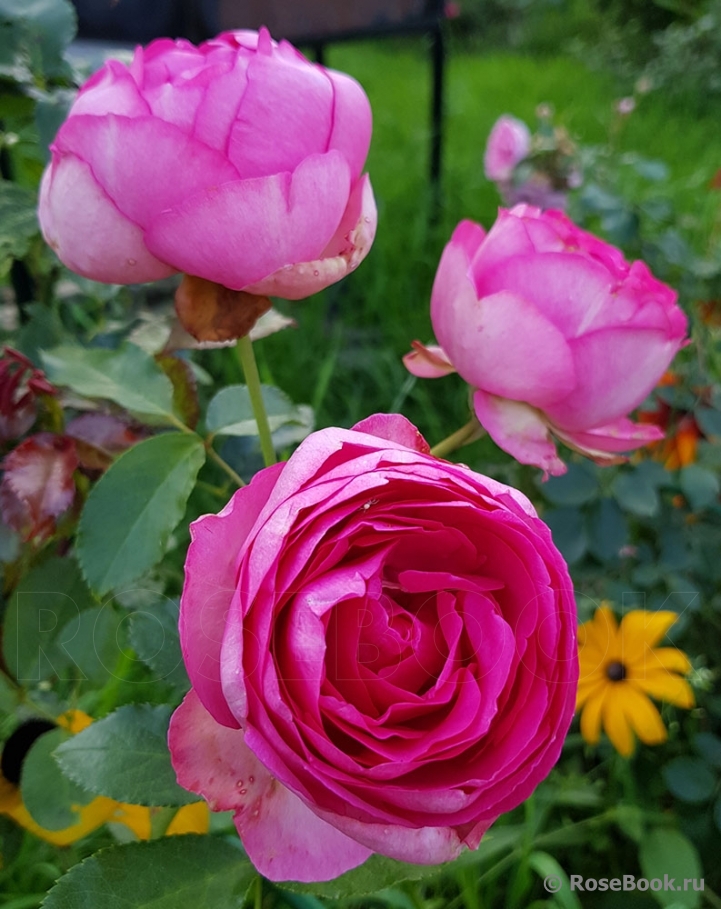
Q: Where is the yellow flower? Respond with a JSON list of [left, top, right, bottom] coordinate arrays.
[[576, 606, 694, 757], [0, 709, 208, 845], [111, 802, 209, 839], [0, 710, 118, 846]]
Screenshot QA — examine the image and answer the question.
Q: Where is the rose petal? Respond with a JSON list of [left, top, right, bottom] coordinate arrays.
[[146, 152, 351, 291], [39, 159, 175, 284], [403, 342, 456, 378], [472, 390, 566, 477], [180, 463, 284, 728], [243, 174, 377, 300], [169, 690, 371, 881]]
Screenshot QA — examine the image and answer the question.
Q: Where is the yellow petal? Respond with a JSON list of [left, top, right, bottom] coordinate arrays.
[[619, 611, 678, 660], [0, 775, 21, 813], [112, 803, 151, 840], [167, 802, 210, 836], [635, 672, 695, 709], [56, 709, 94, 735], [576, 676, 606, 710], [628, 646, 691, 677], [603, 685, 634, 757], [580, 690, 606, 745], [579, 607, 619, 670], [5, 795, 117, 846], [622, 685, 667, 746]]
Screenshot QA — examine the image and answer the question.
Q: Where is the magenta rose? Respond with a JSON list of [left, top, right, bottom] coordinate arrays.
[[39, 29, 375, 299], [405, 206, 688, 476], [169, 414, 577, 882], [483, 114, 531, 183]]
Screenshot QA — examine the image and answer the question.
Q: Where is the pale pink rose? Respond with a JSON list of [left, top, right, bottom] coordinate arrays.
[[405, 207, 688, 477], [169, 414, 577, 882], [39, 29, 376, 300], [483, 115, 532, 183]]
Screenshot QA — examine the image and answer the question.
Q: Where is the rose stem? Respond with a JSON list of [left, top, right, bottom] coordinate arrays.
[[430, 418, 482, 459], [235, 334, 277, 467]]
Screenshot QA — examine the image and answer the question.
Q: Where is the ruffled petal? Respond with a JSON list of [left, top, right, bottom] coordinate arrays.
[[403, 342, 456, 378], [146, 152, 351, 291], [472, 391, 566, 478], [242, 173, 376, 300], [431, 241, 575, 405], [38, 159, 175, 284], [180, 464, 284, 728], [53, 114, 239, 231], [169, 691, 371, 882]]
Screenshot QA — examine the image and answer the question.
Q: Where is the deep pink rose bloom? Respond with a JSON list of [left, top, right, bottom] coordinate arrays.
[[169, 414, 577, 882], [39, 29, 376, 299], [405, 206, 688, 477], [483, 115, 531, 183]]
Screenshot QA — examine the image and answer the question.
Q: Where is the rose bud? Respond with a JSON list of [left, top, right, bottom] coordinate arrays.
[[38, 29, 376, 306], [405, 207, 688, 477], [169, 414, 577, 882], [483, 114, 532, 183]]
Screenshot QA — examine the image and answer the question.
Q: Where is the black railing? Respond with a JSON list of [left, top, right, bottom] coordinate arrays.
[[70, 0, 447, 189]]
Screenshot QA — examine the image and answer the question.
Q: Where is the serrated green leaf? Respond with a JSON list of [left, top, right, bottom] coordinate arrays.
[[679, 465, 720, 512], [41, 344, 177, 424], [206, 384, 313, 447], [41, 835, 254, 909], [2, 556, 96, 682], [612, 470, 660, 517], [21, 727, 94, 830], [0, 179, 39, 275], [663, 757, 716, 803], [76, 433, 205, 596], [128, 598, 189, 693], [638, 828, 703, 908], [60, 605, 126, 685], [54, 704, 197, 807]]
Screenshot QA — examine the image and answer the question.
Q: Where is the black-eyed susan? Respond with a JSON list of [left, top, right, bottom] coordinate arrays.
[[0, 709, 208, 845], [576, 606, 694, 757]]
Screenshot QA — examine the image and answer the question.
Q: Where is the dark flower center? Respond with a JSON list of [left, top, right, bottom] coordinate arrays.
[[605, 661, 627, 682]]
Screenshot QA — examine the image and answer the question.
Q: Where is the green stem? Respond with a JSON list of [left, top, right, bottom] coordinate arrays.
[[206, 444, 246, 488], [254, 876, 263, 909], [236, 335, 276, 468], [430, 419, 483, 459]]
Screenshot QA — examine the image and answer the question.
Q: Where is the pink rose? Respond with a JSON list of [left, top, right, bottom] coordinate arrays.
[[483, 115, 532, 183], [169, 414, 577, 882], [39, 29, 376, 300], [405, 207, 688, 477]]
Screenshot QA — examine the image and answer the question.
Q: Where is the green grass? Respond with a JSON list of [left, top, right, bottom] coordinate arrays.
[[236, 40, 721, 453]]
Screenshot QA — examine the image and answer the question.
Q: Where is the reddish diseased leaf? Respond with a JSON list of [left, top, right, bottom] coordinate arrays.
[[0, 433, 78, 542], [66, 413, 148, 471], [0, 347, 57, 445]]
